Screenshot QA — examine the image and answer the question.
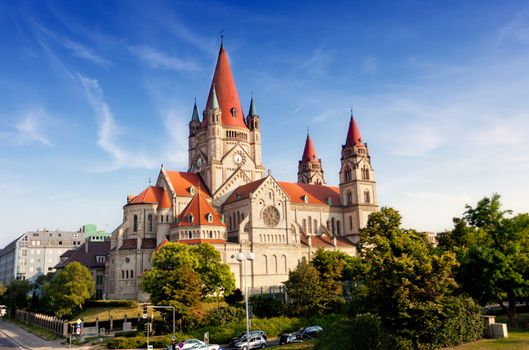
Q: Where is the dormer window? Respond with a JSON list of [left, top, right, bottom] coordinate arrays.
[[189, 186, 195, 196], [207, 213, 213, 223], [221, 214, 225, 223], [231, 107, 237, 118], [188, 214, 194, 223], [303, 195, 309, 204], [327, 197, 333, 206]]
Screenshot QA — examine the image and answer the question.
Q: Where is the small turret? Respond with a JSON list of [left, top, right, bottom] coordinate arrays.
[[297, 131, 325, 185], [247, 95, 260, 130], [189, 99, 201, 136]]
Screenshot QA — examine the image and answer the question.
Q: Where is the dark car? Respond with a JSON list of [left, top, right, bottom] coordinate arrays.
[[231, 330, 267, 345], [279, 326, 323, 345]]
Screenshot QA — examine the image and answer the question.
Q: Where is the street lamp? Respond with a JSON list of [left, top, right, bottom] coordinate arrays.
[[236, 251, 255, 350]]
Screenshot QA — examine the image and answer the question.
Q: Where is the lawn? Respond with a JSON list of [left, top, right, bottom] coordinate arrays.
[[444, 329, 529, 349], [72, 303, 150, 322]]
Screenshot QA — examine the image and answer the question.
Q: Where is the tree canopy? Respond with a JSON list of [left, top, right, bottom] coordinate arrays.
[[43, 262, 94, 318]]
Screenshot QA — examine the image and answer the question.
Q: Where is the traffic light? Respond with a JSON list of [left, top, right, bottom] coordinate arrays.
[[142, 303, 148, 319]]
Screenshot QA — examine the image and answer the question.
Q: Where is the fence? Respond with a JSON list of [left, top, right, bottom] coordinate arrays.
[[15, 310, 68, 337]]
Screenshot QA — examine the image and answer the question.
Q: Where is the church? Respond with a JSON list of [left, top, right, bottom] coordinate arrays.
[[105, 42, 378, 300]]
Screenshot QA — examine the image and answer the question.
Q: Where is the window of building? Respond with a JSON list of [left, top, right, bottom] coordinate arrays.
[[166, 215, 169, 222], [58, 241, 62, 245], [96, 256, 106, 263], [125, 257, 130, 263], [308, 216, 312, 233], [189, 186, 195, 196], [148, 214, 153, 232], [337, 220, 341, 235], [345, 166, 352, 182], [349, 216, 353, 230], [133, 215, 138, 232], [207, 213, 213, 223], [126, 270, 129, 279], [160, 215, 164, 223], [331, 218, 336, 235], [347, 191, 353, 205], [302, 218, 307, 232], [188, 232, 192, 239], [188, 214, 194, 223], [303, 195, 309, 204], [364, 190, 370, 203], [130, 270, 134, 278], [121, 270, 124, 279], [313, 219, 318, 233]]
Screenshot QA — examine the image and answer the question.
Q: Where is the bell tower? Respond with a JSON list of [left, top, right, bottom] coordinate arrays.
[[339, 112, 378, 242], [297, 132, 325, 185]]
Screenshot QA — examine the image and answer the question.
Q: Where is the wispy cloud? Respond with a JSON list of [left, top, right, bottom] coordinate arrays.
[[0, 109, 54, 147], [497, 11, 529, 45], [78, 74, 158, 171], [299, 47, 334, 77], [33, 21, 110, 67], [128, 44, 200, 71]]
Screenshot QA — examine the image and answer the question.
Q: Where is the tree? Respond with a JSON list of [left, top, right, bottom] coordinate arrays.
[[360, 207, 460, 348], [4, 280, 30, 316], [141, 242, 234, 323], [44, 262, 94, 318], [284, 258, 327, 316], [441, 194, 529, 327]]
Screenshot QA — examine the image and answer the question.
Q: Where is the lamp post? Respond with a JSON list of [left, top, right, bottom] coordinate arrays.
[[236, 251, 255, 350]]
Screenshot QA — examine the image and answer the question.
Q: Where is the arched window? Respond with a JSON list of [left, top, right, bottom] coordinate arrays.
[[126, 270, 129, 279], [303, 195, 309, 204], [308, 216, 312, 233], [349, 216, 353, 230], [337, 220, 341, 235], [209, 231, 213, 238], [229, 216, 232, 230], [302, 219, 307, 232], [160, 215, 164, 223], [148, 214, 153, 232], [121, 270, 124, 279], [264, 255, 268, 274], [282, 255, 287, 273], [345, 166, 352, 181], [273, 255, 278, 274], [188, 214, 194, 222], [188, 231, 192, 239], [347, 191, 353, 205], [313, 219, 318, 233], [331, 218, 336, 235], [133, 215, 138, 232], [364, 190, 370, 203], [130, 270, 134, 278], [207, 213, 213, 223]]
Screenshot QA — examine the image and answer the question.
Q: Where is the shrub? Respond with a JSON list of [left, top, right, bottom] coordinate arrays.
[[225, 288, 244, 305], [249, 295, 283, 317], [203, 306, 244, 326]]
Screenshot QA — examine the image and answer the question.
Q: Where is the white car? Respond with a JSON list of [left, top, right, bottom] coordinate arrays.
[[233, 335, 266, 350], [167, 338, 221, 350]]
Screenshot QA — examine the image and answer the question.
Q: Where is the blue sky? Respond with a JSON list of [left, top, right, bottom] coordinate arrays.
[[1, 0, 529, 247]]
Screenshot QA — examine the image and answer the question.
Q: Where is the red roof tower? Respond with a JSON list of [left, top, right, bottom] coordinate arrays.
[[202, 43, 247, 128], [297, 131, 325, 185], [345, 113, 363, 147]]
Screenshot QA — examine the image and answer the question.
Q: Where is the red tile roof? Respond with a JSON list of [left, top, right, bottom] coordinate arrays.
[[202, 46, 247, 129], [224, 177, 267, 204], [173, 190, 225, 227], [120, 239, 137, 250], [165, 170, 210, 198], [278, 182, 341, 206], [175, 238, 226, 245], [155, 239, 170, 250], [301, 134, 319, 163], [141, 238, 157, 249], [345, 115, 364, 147], [129, 186, 171, 208]]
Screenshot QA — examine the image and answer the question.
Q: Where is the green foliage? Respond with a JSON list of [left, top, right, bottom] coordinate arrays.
[[225, 288, 243, 305], [43, 262, 95, 318], [203, 305, 244, 326], [4, 279, 30, 316], [249, 294, 283, 317], [284, 258, 328, 317], [359, 207, 473, 348], [192, 244, 235, 296], [440, 194, 529, 327]]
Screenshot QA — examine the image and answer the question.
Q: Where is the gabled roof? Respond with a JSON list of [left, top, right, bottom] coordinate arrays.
[[224, 177, 268, 204], [54, 241, 110, 269], [301, 133, 319, 163], [202, 45, 247, 128], [174, 238, 227, 245], [173, 190, 225, 227], [164, 170, 211, 198], [278, 182, 341, 206], [128, 186, 171, 208], [345, 114, 363, 147], [300, 233, 355, 248], [120, 239, 137, 250]]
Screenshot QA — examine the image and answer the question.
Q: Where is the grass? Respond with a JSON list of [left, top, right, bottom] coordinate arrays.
[[443, 329, 529, 349], [10, 319, 61, 340], [72, 303, 161, 322], [271, 340, 316, 349]]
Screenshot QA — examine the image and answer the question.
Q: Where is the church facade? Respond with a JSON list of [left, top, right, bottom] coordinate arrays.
[[106, 43, 378, 300]]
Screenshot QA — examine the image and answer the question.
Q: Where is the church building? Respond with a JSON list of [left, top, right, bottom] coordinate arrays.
[[106, 42, 378, 300]]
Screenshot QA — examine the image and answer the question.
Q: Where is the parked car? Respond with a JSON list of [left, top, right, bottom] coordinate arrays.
[[279, 325, 323, 345], [233, 335, 266, 350], [167, 338, 221, 350], [230, 330, 267, 345]]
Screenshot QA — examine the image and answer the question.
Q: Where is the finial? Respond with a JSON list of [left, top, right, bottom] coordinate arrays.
[[194, 97, 197, 104], [307, 127, 310, 136], [350, 106, 354, 117], [267, 169, 272, 176], [220, 29, 224, 48], [148, 177, 151, 186], [161, 163, 164, 168]]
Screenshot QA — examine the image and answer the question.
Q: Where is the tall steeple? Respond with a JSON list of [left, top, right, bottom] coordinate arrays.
[[297, 131, 325, 185], [202, 43, 246, 128], [339, 111, 377, 243], [191, 99, 200, 122]]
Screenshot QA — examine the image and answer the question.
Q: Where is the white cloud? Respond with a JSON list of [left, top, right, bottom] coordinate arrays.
[[299, 47, 333, 77], [497, 12, 529, 45], [15, 111, 53, 146], [128, 44, 200, 71], [78, 74, 158, 171], [161, 107, 189, 167]]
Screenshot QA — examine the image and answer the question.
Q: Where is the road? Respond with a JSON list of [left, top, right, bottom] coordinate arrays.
[[0, 328, 25, 349]]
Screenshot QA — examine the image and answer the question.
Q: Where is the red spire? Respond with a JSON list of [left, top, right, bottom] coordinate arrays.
[[345, 114, 363, 147], [202, 45, 246, 128], [301, 133, 319, 163]]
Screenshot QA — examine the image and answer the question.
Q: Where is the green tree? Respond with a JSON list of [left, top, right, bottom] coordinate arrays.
[[4, 280, 30, 316], [360, 207, 459, 349], [192, 244, 235, 296], [441, 194, 529, 327], [44, 262, 94, 318], [284, 258, 327, 316], [0, 282, 6, 303]]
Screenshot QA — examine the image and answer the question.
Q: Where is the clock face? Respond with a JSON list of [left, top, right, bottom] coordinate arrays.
[[233, 152, 245, 166], [196, 157, 203, 167]]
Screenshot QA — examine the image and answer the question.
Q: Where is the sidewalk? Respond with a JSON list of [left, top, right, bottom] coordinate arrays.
[[0, 319, 96, 350]]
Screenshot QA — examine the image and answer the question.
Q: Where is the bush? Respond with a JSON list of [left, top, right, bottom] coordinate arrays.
[[249, 295, 283, 317], [225, 288, 244, 305], [203, 306, 244, 326]]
